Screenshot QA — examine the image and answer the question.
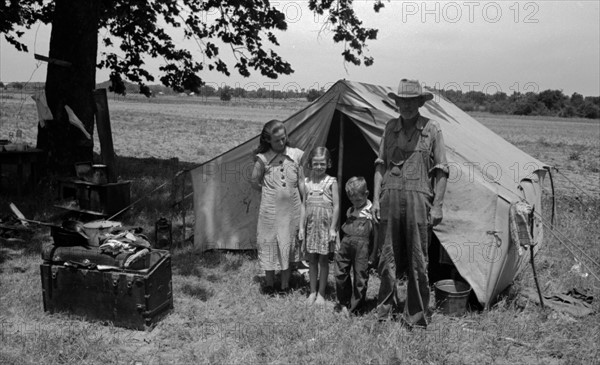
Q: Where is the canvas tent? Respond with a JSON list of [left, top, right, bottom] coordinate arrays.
[[191, 80, 549, 306]]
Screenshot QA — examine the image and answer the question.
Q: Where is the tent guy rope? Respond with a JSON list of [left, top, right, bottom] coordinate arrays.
[[553, 167, 596, 200], [536, 215, 600, 282]]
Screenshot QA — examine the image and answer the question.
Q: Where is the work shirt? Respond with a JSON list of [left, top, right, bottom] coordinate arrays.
[[374, 115, 449, 197]]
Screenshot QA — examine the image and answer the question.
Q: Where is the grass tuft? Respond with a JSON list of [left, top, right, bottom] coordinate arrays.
[[180, 282, 213, 301]]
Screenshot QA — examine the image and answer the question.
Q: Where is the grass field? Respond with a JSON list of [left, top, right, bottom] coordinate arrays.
[[1, 92, 599, 364]]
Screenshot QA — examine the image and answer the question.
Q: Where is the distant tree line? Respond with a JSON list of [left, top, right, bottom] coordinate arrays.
[[191, 85, 320, 101], [440, 89, 600, 119], [3, 81, 598, 119]]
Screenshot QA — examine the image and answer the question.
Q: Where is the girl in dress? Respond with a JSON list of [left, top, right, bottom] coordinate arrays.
[[251, 120, 305, 294], [299, 147, 340, 305]]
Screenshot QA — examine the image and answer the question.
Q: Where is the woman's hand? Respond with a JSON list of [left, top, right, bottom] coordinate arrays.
[[329, 229, 340, 252], [372, 199, 380, 224], [328, 229, 337, 243], [298, 228, 305, 241]]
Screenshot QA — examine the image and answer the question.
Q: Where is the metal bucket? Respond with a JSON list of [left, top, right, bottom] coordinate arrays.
[[434, 279, 471, 316], [75, 161, 93, 181], [91, 164, 108, 185]]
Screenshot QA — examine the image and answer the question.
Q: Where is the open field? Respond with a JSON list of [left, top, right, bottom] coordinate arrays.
[[1, 93, 599, 364], [0, 92, 304, 164], [471, 112, 600, 197]]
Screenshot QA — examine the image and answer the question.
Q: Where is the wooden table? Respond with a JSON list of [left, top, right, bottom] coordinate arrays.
[[55, 179, 131, 217], [0, 148, 46, 196]]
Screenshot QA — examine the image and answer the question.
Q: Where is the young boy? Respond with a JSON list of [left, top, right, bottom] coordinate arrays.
[[334, 176, 378, 315]]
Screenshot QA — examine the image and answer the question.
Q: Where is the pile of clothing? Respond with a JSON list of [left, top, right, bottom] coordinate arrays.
[[99, 230, 152, 269]]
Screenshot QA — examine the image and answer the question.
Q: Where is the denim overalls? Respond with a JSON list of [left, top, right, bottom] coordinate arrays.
[[335, 202, 373, 313], [376, 115, 448, 327]]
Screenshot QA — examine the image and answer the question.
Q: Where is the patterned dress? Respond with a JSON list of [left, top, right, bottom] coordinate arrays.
[[304, 175, 336, 255], [256, 147, 304, 271]]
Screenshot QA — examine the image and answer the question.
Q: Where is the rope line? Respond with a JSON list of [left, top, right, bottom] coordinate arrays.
[[533, 208, 599, 268], [106, 169, 188, 220], [14, 63, 42, 124], [553, 167, 596, 200], [534, 213, 600, 282], [538, 215, 600, 269]]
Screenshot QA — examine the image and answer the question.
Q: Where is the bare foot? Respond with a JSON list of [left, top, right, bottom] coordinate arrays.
[[306, 293, 317, 305], [314, 294, 326, 306], [341, 306, 350, 317]]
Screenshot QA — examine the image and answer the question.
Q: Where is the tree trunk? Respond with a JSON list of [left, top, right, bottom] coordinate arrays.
[[38, 0, 100, 175]]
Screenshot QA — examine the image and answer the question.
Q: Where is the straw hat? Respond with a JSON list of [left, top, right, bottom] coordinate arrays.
[[388, 79, 433, 101]]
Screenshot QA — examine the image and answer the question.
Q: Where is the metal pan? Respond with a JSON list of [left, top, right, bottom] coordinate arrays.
[[51, 226, 89, 247]]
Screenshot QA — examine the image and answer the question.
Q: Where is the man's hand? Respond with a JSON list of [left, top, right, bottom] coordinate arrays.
[[368, 251, 379, 270], [298, 228, 305, 241], [429, 205, 443, 227]]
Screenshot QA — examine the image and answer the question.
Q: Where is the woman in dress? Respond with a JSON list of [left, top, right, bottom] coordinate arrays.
[[251, 120, 305, 294]]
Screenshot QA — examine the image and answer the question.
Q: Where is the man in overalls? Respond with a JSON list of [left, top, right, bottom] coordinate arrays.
[[372, 79, 449, 328]]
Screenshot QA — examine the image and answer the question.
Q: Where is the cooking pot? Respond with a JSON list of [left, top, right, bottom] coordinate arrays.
[[82, 220, 122, 246], [49, 220, 88, 246]]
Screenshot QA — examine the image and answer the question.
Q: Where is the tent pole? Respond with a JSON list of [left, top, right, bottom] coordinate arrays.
[[181, 171, 187, 244], [530, 247, 545, 309], [336, 113, 344, 200], [545, 166, 556, 227]]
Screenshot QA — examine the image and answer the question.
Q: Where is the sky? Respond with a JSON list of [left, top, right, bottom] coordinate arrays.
[[0, 1, 599, 96]]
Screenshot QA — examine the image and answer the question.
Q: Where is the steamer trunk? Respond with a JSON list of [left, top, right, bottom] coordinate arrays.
[[40, 249, 173, 330]]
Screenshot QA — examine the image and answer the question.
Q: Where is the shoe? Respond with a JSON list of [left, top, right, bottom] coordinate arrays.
[[306, 293, 317, 305], [398, 315, 427, 330], [333, 303, 350, 317], [377, 311, 401, 323], [261, 286, 276, 297], [277, 286, 292, 296]]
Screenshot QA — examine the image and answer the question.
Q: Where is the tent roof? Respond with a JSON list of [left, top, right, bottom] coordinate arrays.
[[331, 80, 548, 201]]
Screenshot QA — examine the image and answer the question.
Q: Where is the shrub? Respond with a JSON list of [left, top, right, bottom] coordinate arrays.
[[578, 101, 599, 119], [220, 87, 232, 101], [569, 151, 581, 161], [569, 146, 585, 161], [306, 89, 322, 102], [536, 136, 551, 147], [488, 101, 511, 114]]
